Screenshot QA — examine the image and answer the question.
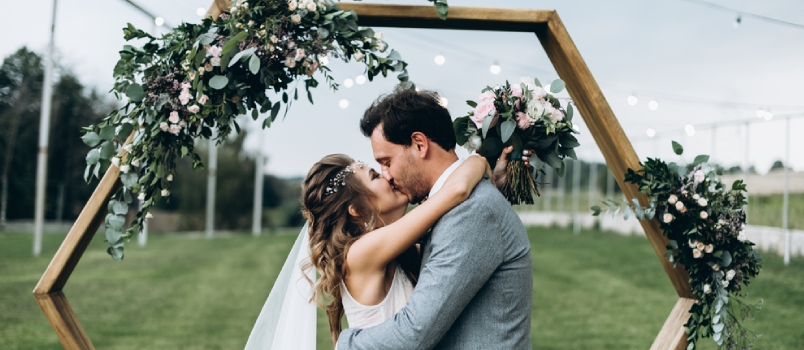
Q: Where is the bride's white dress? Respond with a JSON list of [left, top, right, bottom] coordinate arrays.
[[341, 265, 414, 329]]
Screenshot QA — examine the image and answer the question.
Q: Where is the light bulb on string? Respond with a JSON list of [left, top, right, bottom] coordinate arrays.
[[648, 100, 658, 111], [490, 63, 501, 75], [196, 7, 206, 16], [355, 75, 366, 84], [764, 111, 773, 121], [154, 17, 165, 26], [343, 79, 354, 88], [434, 54, 445, 65], [627, 94, 638, 106], [339, 99, 349, 109], [685, 124, 695, 136], [646, 128, 656, 138], [439, 97, 449, 107]]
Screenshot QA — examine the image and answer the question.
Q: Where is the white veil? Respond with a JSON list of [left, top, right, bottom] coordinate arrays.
[[245, 222, 317, 350]]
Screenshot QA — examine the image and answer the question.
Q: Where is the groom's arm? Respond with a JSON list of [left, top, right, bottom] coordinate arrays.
[[338, 188, 503, 350]]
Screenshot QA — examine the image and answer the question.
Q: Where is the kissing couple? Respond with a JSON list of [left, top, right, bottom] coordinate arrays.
[[245, 88, 534, 350]]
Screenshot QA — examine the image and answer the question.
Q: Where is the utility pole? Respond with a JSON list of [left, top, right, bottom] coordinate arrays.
[[33, 0, 58, 257]]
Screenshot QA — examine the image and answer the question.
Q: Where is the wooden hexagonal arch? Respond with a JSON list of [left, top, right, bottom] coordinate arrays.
[[34, 2, 695, 349]]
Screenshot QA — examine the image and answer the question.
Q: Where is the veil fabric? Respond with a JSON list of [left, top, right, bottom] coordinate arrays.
[[245, 222, 317, 350]]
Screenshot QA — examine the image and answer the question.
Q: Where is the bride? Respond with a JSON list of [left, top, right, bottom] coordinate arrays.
[[245, 148, 524, 349]]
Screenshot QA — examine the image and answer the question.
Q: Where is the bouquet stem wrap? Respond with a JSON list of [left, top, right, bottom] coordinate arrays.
[[500, 149, 540, 205]]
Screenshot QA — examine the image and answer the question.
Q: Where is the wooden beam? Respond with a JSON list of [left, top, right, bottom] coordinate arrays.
[[339, 3, 552, 32], [651, 297, 696, 350], [35, 292, 94, 350], [534, 12, 694, 299]]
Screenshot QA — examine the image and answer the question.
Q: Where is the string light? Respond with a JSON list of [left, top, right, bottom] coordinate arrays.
[[648, 100, 659, 111], [627, 95, 638, 106], [646, 128, 656, 138], [756, 109, 773, 120], [489, 63, 501, 75], [355, 75, 366, 84], [196, 7, 206, 16], [343, 79, 354, 88], [434, 54, 445, 65], [439, 97, 448, 107], [339, 99, 349, 109], [685, 124, 696, 136], [154, 17, 165, 26]]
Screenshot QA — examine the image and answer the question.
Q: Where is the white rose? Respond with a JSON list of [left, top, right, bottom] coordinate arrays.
[[198, 66, 206, 74], [235, 23, 244, 29], [306, 1, 316, 12], [145, 212, 154, 219], [131, 159, 140, 167], [712, 264, 720, 271], [693, 194, 700, 200], [161, 189, 170, 197], [167, 174, 174, 182], [291, 14, 301, 24], [137, 193, 145, 201], [120, 165, 130, 174], [696, 242, 705, 251], [169, 124, 181, 135], [700, 211, 708, 219], [688, 239, 697, 248], [675, 201, 685, 211], [111, 157, 121, 167], [123, 144, 133, 153], [703, 284, 711, 294], [248, 20, 255, 27], [726, 269, 736, 281], [288, 0, 297, 11], [160, 122, 169, 132], [525, 99, 546, 122], [188, 105, 200, 114], [374, 32, 383, 40], [662, 213, 674, 223], [667, 194, 678, 205], [694, 170, 705, 183], [169, 111, 180, 123], [693, 249, 703, 259], [705, 244, 713, 253], [737, 231, 747, 242], [698, 198, 708, 207], [270, 35, 279, 44], [467, 135, 483, 152], [199, 95, 209, 105], [210, 57, 221, 67], [353, 51, 365, 62], [722, 280, 729, 288]]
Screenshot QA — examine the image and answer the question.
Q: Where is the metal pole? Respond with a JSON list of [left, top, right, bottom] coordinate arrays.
[[572, 158, 581, 234], [252, 145, 264, 237], [743, 122, 750, 220], [34, 0, 58, 257], [588, 154, 597, 210], [557, 167, 566, 215], [205, 135, 218, 239], [783, 117, 791, 266], [607, 166, 615, 200], [543, 167, 552, 212]]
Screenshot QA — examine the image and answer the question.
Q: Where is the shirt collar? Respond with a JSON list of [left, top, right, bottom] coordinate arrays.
[[428, 158, 465, 198]]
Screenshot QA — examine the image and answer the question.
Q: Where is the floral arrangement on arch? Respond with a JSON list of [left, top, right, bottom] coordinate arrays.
[[453, 78, 580, 205], [592, 141, 763, 350], [80, 0, 417, 260]]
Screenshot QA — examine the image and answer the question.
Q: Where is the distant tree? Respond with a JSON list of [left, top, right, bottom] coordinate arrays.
[[770, 160, 786, 171]]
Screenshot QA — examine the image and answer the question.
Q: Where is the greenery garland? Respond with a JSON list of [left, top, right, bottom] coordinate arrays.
[[592, 141, 762, 350], [81, 0, 427, 260]]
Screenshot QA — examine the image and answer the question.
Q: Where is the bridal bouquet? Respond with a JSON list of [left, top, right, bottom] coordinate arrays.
[[592, 142, 762, 350], [453, 78, 580, 205]]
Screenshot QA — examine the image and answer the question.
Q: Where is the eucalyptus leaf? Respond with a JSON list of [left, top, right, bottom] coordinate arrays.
[[533, 77, 542, 87], [481, 113, 494, 138], [120, 173, 139, 187], [99, 141, 116, 160], [125, 83, 145, 102], [248, 54, 260, 74], [229, 47, 256, 68], [549, 79, 565, 94], [82, 132, 101, 147], [222, 31, 249, 55], [672, 141, 684, 155], [500, 119, 516, 143], [99, 125, 115, 141], [112, 201, 129, 215], [86, 149, 100, 165], [209, 75, 229, 90], [566, 104, 574, 121], [693, 154, 710, 166]]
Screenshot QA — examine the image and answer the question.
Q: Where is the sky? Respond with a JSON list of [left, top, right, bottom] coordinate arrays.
[[2, 0, 803, 178]]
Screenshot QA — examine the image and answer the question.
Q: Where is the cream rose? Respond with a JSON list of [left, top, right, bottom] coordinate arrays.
[[137, 193, 145, 201], [696, 242, 705, 251], [705, 244, 713, 253], [111, 157, 121, 167], [693, 249, 703, 259], [353, 51, 365, 62], [675, 201, 685, 211], [145, 212, 154, 219], [700, 211, 708, 219], [726, 269, 736, 280], [288, 0, 297, 11], [703, 284, 712, 294], [697, 198, 708, 207], [167, 174, 174, 182], [161, 189, 170, 197], [667, 194, 678, 205], [663, 213, 674, 223], [291, 14, 301, 24]]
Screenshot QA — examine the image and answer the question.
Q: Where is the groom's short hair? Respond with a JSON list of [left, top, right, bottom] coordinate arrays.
[[360, 88, 456, 151]]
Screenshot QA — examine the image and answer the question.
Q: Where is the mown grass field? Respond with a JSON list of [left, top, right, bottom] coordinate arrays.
[[1, 227, 802, 349]]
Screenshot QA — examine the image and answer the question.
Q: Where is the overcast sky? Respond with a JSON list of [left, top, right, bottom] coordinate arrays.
[[2, 0, 803, 177]]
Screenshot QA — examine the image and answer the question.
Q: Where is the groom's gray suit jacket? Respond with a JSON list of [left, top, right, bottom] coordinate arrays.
[[338, 179, 533, 350]]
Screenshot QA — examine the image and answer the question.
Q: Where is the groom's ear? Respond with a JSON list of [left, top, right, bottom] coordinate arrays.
[[410, 132, 429, 158]]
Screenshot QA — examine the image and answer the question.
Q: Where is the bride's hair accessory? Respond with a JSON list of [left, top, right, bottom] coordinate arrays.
[[325, 165, 356, 196]]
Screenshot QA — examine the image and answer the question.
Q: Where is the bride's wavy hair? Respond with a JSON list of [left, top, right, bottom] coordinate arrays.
[[301, 154, 419, 345]]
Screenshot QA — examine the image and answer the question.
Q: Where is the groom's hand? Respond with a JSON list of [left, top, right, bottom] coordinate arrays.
[[492, 146, 535, 189]]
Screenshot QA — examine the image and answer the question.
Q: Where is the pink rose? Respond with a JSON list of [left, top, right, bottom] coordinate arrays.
[[306, 61, 319, 76], [471, 100, 496, 128], [548, 107, 564, 122], [187, 105, 200, 114], [198, 94, 209, 105], [531, 86, 547, 100], [516, 112, 531, 130], [181, 82, 192, 90], [169, 111, 180, 123], [510, 85, 523, 99], [207, 46, 222, 58], [169, 124, 181, 135], [479, 91, 495, 102]]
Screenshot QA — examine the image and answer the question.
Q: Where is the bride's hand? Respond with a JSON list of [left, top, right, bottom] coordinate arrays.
[[441, 155, 490, 202], [492, 146, 535, 189]]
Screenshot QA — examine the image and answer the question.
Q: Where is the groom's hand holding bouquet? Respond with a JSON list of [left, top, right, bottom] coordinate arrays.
[[454, 78, 581, 205]]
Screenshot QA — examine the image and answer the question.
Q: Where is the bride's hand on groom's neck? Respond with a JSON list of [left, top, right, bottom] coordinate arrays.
[[492, 146, 535, 189]]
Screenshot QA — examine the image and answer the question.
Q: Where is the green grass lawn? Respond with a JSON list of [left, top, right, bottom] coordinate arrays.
[[1, 228, 802, 349]]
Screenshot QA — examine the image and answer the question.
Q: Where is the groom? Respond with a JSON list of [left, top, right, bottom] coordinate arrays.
[[337, 88, 533, 349]]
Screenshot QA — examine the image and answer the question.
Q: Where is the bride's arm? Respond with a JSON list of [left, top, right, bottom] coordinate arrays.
[[346, 155, 491, 272]]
